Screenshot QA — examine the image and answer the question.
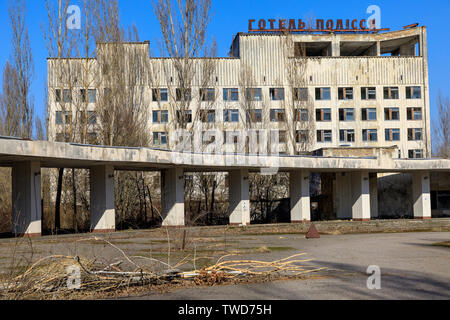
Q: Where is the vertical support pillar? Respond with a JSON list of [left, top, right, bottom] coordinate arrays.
[[412, 172, 431, 220], [90, 166, 115, 232], [229, 169, 250, 226], [290, 170, 311, 223], [12, 162, 42, 236], [335, 173, 352, 219], [369, 173, 379, 219], [351, 172, 371, 221], [161, 168, 185, 227]]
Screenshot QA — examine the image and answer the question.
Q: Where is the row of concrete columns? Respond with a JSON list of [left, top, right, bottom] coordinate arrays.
[[11, 162, 433, 236]]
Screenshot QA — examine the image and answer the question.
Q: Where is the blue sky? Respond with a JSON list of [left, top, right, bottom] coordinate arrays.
[[0, 0, 449, 132]]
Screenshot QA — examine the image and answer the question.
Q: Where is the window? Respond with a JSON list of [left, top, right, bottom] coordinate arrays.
[[224, 109, 240, 123], [340, 129, 355, 143], [317, 130, 332, 143], [153, 132, 168, 145], [362, 108, 377, 121], [87, 111, 97, 125], [384, 87, 399, 99], [278, 131, 287, 143], [176, 88, 192, 102], [87, 132, 97, 144], [223, 88, 239, 101], [363, 129, 378, 142], [62, 89, 71, 103], [200, 88, 215, 102], [295, 109, 309, 122], [408, 128, 423, 141], [406, 86, 421, 99], [55, 133, 70, 142], [293, 88, 308, 101], [270, 109, 285, 122], [246, 109, 262, 123], [223, 131, 239, 144], [200, 110, 215, 123], [80, 89, 97, 103], [339, 108, 355, 121], [315, 87, 331, 100], [296, 130, 308, 143], [176, 110, 192, 123], [246, 88, 262, 101], [55, 111, 71, 125], [152, 89, 168, 102], [408, 149, 424, 159], [338, 88, 353, 100], [385, 108, 400, 121], [361, 87, 376, 100], [316, 108, 332, 121], [152, 110, 169, 123], [385, 129, 400, 141], [55, 89, 61, 102], [407, 108, 423, 120], [270, 88, 285, 101]]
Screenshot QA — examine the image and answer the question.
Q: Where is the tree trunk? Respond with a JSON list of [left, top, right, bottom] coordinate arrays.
[[55, 168, 64, 231]]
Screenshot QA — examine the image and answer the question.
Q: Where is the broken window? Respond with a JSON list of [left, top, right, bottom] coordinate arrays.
[[362, 129, 378, 142], [153, 132, 168, 145], [316, 108, 332, 121], [224, 109, 240, 123], [80, 89, 97, 103], [245, 88, 262, 101], [385, 128, 401, 141], [315, 88, 331, 100], [223, 88, 239, 101], [270, 88, 285, 101], [152, 110, 169, 124], [408, 149, 423, 159], [408, 128, 423, 141], [384, 87, 399, 100], [362, 108, 377, 121], [361, 87, 376, 100], [385, 108, 400, 121], [200, 110, 215, 123], [152, 89, 168, 102], [200, 88, 215, 102], [339, 129, 355, 143], [338, 88, 353, 100], [406, 86, 422, 99], [270, 109, 286, 122], [293, 88, 308, 101], [407, 108, 423, 121], [176, 110, 192, 123], [339, 108, 355, 121], [317, 130, 332, 143], [296, 130, 308, 143], [176, 88, 192, 102], [62, 89, 71, 103], [295, 109, 309, 121], [246, 109, 262, 123]]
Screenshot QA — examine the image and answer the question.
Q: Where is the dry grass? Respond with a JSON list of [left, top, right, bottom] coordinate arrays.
[[0, 236, 325, 300]]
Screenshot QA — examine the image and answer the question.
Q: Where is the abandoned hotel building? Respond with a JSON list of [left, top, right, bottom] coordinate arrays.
[[1, 22, 449, 236]]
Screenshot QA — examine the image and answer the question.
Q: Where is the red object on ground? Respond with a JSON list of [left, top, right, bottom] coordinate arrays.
[[306, 224, 320, 239]]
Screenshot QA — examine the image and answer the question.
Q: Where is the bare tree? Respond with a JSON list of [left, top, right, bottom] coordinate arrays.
[[434, 92, 450, 159]]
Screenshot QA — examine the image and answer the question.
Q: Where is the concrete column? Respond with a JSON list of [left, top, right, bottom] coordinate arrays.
[[12, 162, 42, 236], [412, 172, 431, 220], [290, 170, 311, 223], [229, 169, 250, 226], [369, 173, 379, 218], [161, 168, 185, 227], [90, 166, 115, 232], [351, 172, 371, 221], [335, 173, 352, 219]]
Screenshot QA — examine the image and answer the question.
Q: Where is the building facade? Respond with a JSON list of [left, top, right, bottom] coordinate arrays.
[[47, 26, 431, 159]]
